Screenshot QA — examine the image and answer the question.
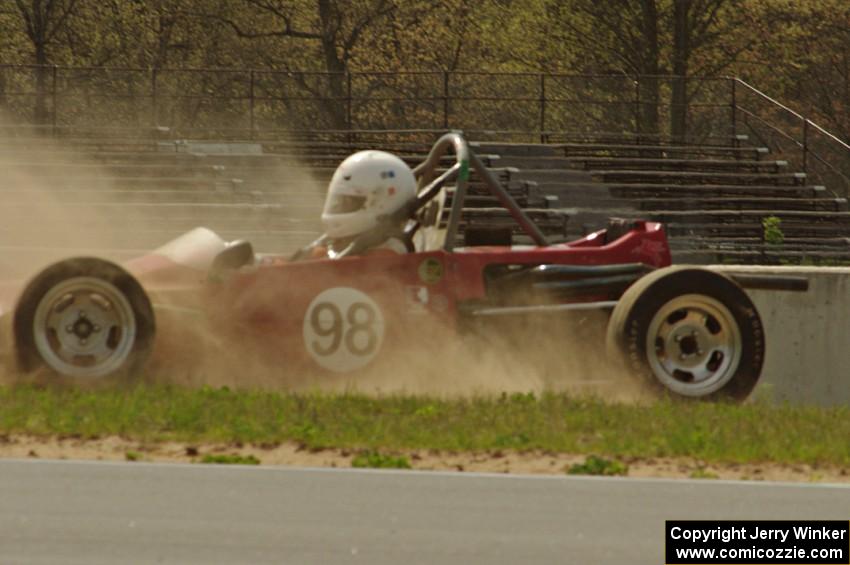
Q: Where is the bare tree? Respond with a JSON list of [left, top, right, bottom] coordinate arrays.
[[0, 5, 19, 112], [670, 0, 751, 140], [210, 0, 396, 128], [744, 1, 850, 140], [12, 0, 79, 123], [549, 0, 662, 133], [553, 0, 752, 138]]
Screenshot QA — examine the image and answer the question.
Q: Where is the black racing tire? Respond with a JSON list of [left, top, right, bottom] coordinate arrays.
[[14, 257, 155, 385], [605, 266, 764, 402]]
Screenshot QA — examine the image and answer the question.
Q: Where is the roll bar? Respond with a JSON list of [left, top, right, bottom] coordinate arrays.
[[411, 132, 549, 250]]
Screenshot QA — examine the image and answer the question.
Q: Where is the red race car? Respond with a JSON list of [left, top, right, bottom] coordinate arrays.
[[0, 133, 805, 400]]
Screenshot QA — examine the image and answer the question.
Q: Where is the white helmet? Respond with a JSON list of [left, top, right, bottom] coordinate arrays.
[[321, 150, 417, 239]]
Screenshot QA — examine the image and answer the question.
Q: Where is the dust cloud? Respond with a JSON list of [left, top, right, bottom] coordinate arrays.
[[144, 281, 650, 402], [327, 309, 653, 401], [0, 119, 647, 401], [0, 118, 327, 275]]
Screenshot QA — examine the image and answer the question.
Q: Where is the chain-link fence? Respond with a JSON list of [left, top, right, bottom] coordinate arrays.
[[0, 66, 733, 139], [2, 65, 849, 197]]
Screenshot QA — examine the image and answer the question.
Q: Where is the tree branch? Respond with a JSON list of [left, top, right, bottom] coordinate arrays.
[[45, 0, 78, 43], [342, 0, 395, 56], [205, 13, 322, 40], [243, 0, 320, 37], [555, 8, 640, 74], [688, 0, 726, 52], [13, 0, 37, 42]]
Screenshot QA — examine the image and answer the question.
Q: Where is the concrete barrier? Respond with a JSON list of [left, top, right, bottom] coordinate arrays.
[[714, 265, 850, 406]]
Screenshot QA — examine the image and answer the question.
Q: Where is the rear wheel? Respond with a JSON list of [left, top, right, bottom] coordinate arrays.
[[606, 266, 764, 401], [14, 258, 155, 384]]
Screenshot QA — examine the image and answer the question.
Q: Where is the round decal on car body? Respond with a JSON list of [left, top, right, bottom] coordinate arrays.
[[303, 287, 385, 373], [418, 258, 443, 285]]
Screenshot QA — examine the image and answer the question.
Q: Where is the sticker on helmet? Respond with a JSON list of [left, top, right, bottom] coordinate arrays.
[[418, 258, 444, 285], [303, 287, 385, 373]]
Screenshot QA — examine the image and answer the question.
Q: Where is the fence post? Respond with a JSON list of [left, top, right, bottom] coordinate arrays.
[[346, 72, 353, 145], [443, 71, 450, 130], [539, 73, 546, 144], [249, 70, 255, 140], [802, 118, 809, 173], [634, 78, 641, 138], [0, 66, 5, 112], [730, 78, 737, 138], [150, 67, 158, 129], [51, 65, 58, 137]]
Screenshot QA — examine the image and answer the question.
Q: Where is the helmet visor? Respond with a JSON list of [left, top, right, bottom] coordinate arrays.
[[327, 194, 367, 214]]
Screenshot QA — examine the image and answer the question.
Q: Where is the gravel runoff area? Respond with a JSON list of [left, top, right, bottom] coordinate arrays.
[[1, 435, 849, 484]]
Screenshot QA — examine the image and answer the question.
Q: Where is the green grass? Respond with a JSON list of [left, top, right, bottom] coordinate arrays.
[[351, 450, 411, 469], [567, 455, 628, 476], [689, 467, 719, 480], [199, 453, 260, 465], [1, 385, 850, 466]]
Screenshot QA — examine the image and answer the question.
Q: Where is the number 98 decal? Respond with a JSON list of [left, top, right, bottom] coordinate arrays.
[[302, 287, 385, 372]]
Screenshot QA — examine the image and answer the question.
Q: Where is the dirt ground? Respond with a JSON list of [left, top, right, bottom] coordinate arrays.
[[1, 434, 847, 483]]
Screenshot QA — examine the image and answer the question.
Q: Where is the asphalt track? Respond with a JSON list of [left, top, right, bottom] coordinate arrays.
[[1, 460, 849, 564]]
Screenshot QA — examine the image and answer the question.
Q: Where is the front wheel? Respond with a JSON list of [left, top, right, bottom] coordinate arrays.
[[606, 266, 764, 401], [14, 258, 155, 384]]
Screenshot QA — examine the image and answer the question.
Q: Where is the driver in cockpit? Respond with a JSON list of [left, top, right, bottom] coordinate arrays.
[[306, 150, 418, 259]]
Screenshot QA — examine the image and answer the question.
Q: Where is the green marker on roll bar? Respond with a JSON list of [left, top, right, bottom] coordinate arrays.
[[458, 158, 470, 182]]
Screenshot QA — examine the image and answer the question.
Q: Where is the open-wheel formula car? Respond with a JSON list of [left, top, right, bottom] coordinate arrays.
[[0, 133, 807, 401]]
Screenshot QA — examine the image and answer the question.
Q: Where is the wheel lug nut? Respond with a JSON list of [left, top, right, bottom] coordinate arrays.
[[80, 338, 87, 346], [93, 325, 101, 332], [78, 311, 86, 319], [65, 325, 73, 333], [674, 335, 682, 342]]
